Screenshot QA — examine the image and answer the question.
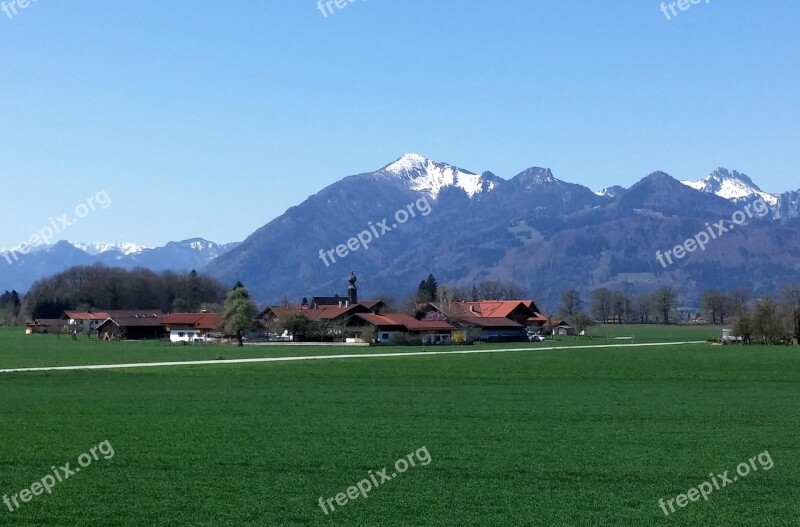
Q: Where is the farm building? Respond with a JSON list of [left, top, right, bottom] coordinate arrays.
[[351, 313, 454, 344], [422, 300, 548, 342], [25, 319, 68, 334], [164, 313, 222, 343], [96, 314, 167, 341]]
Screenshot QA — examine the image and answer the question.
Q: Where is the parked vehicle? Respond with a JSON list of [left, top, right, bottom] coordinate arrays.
[[527, 331, 545, 342]]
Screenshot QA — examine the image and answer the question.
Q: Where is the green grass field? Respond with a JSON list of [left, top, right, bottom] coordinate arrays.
[[1, 327, 797, 526], [0, 325, 718, 370]]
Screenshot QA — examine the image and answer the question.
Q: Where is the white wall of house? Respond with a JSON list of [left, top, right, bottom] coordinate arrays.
[[170, 329, 209, 343]]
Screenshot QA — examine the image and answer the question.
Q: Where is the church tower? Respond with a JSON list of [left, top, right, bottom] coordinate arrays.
[[347, 271, 358, 305]]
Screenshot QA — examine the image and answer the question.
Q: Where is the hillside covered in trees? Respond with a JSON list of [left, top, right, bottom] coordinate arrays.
[[21, 265, 229, 320]]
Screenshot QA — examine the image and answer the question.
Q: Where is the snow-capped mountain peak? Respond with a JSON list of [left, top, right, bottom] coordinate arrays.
[[382, 153, 497, 198], [594, 185, 627, 198], [189, 240, 211, 251], [383, 153, 429, 174], [170, 238, 238, 256], [72, 242, 148, 256], [681, 167, 779, 206]]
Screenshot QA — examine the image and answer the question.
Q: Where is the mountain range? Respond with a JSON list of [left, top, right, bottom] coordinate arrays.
[[0, 239, 239, 292], [4, 154, 799, 310], [204, 154, 800, 309]]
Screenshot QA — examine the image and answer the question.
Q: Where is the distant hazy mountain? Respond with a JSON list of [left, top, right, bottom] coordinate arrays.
[[118, 239, 240, 270], [204, 154, 800, 309], [0, 239, 238, 292]]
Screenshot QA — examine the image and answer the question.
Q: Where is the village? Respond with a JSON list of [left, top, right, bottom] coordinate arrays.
[[24, 273, 573, 345]]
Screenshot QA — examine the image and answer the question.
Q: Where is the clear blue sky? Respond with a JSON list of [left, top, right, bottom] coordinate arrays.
[[1, 0, 797, 249]]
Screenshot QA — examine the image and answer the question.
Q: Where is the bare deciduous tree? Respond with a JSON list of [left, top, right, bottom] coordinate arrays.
[[651, 286, 680, 325], [559, 288, 583, 319], [590, 288, 612, 323]]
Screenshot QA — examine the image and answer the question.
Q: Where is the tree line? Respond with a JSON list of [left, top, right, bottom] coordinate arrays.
[[730, 285, 800, 345], [577, 285, 680, 325], [560, 283, 799, 344], [415, 274, 529, 304], [411, 274, 800, 344], [0, 290, 22, 325], [21, 264, 229, 320]]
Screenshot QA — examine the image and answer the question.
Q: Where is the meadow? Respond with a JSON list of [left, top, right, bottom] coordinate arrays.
[[0, 326, 797, 526], [0, 324, 719, 370]]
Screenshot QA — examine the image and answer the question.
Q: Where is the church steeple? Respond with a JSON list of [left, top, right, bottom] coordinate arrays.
[[347, 271, 358, 305]]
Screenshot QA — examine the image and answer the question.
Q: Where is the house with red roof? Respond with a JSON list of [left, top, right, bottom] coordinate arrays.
[[95, 313, 166, 341], [423, 300, 548, 342], [164, 313, 222, 342], [352, 313, 454, 344]]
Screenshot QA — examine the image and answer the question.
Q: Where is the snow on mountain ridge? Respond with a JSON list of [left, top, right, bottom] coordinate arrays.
[[72, 242, 148, 256], [680, 167, 779, 206], [382, 153, 494, 198], [594, 185, 626, 198]]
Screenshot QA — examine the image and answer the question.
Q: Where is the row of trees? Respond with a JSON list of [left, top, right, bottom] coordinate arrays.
[[416, 275, 528, 304], [578, 286, 680, 325], [563, 283, 800, 344], [559, 285, 680, 327], [699, 288, 752, 325], [0, 290, 22, 325], [731, 285, 800, 345], [22, 264, 229, 320], [411, 275, 683, 329]]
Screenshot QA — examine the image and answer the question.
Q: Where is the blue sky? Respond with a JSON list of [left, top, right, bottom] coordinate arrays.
[[1, 0, 797, 249]]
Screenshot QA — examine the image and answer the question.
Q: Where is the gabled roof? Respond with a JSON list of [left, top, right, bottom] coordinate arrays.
[[261, 307, 300, 319], [355, 313, 454, 332], [104, 310, 163, 318], [457, 317, 524, 329], [355, 313, 404, 328], [309, 296, 355, 307], [62, 311, 109, 321], [430, 300, 542, 320], [468, 301, 529, 318], [396, 317, 454, 332], [528, 313, 549, 323], [358, 300, 386, 311], [98, 316, 165, 328], [306, 304, 372, 320], [262, 303, 372, 321], [62, 310, 164, 321], [34, 319, 67, 326], [164, 313, 221, 330]]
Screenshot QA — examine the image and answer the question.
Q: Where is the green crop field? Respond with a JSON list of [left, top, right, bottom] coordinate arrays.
[[0, 328, 797, 526], [588, 323, 722, 341], [0, 325, 716, 370]]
